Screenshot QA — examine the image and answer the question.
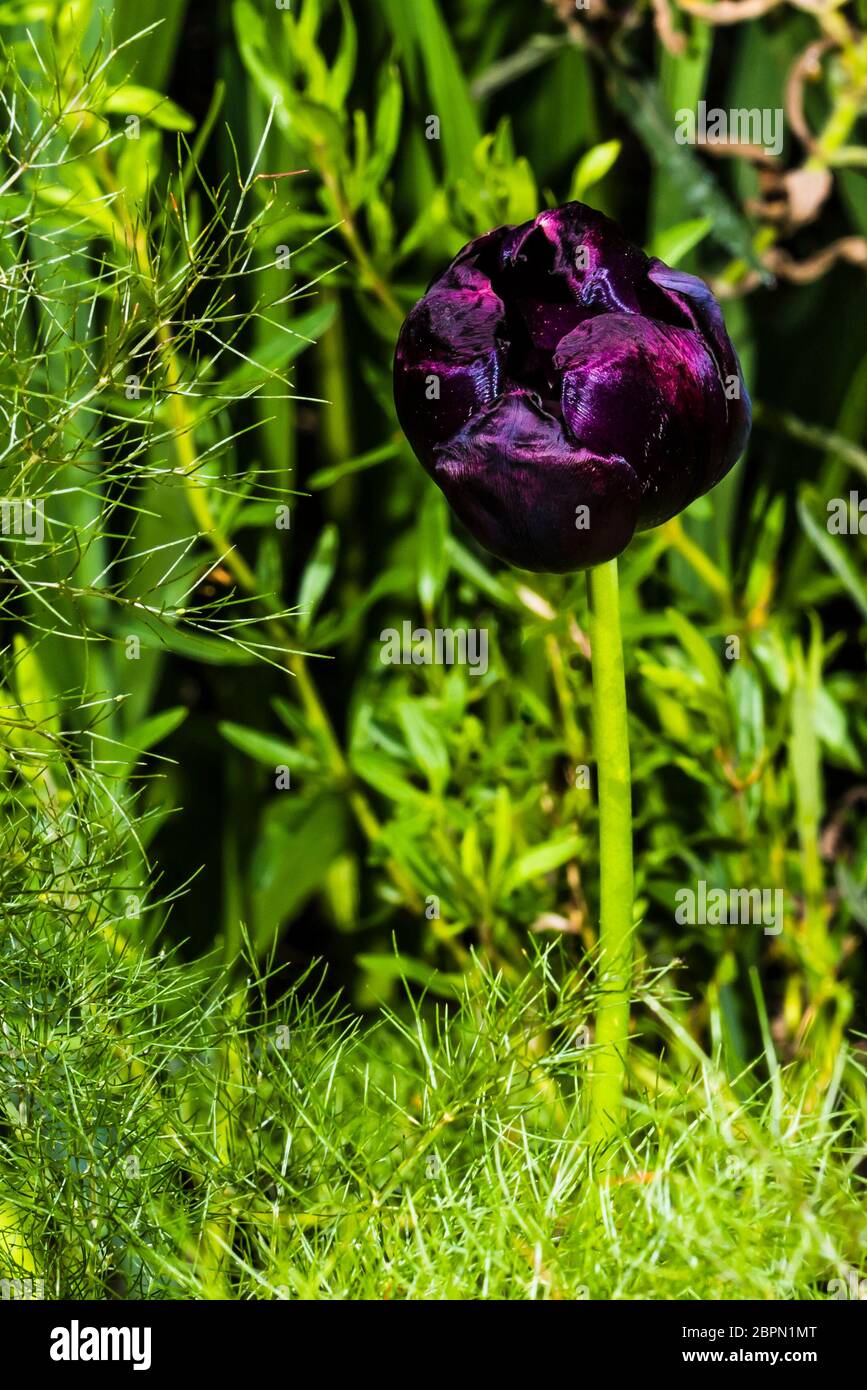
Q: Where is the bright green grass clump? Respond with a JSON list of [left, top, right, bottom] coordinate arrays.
[[1, 801, 864, 1302]]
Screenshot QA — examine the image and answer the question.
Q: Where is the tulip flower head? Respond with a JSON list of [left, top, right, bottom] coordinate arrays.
[[394, 201, 751, 572]]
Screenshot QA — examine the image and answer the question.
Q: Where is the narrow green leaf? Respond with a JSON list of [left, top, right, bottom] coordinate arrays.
[[125, 706, 188, 756], [362, 65, 403, 196], [397, 701, 450, 795], [252, 792, 349, 947], [355, 953, 463, 999], [648, 217, 713, 266], [666, 609, 725, 694], [488, 785, 513, 895], [101, 86, 194, 131], [111, 0, 190, 91], [351, 748, 431, 806], [501, 835, 581, 896], [797, 493, 867, 620], [570, 140, 621, 200], [218, 722, 319, 772], [297, 525, 339, 636], [407, 0, 480, 182], [328, 0, 358, 108], [308, 441, 399, 491], [417, 486, 449, 613]]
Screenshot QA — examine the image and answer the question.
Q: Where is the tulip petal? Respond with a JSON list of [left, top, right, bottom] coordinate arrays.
[[393, 265, 506, 468], [647, 260, 752, 486], [555, 314, 728, 528], [433, 390, 640, 572], [507, 207, 638, 314]]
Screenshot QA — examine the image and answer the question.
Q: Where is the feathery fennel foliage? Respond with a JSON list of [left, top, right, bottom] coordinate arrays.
[[2, 875, 866, 1299]]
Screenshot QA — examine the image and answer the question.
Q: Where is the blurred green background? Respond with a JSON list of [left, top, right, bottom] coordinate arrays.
[[2, 0, 867, 1301], [3, 0, 867, 1055]]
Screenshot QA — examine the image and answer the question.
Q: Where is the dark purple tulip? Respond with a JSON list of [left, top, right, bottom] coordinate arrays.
[[393, 201, 751, 572]]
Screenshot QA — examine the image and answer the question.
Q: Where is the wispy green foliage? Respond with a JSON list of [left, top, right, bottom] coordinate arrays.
[[3, 874, 866, 1298], [1, 0, 866, 1300]]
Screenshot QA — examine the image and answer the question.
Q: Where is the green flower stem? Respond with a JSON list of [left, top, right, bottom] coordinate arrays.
[[586, 557, 635, 1157]]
